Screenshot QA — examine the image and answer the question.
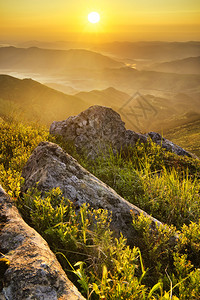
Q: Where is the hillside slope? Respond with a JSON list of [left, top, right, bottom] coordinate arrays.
[[165, 115, 200, 157], [0, 74, 89, 124]]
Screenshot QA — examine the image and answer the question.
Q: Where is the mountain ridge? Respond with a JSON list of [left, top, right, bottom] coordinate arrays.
[[0, 74, 89, 124], [150, 56, 200, 74], [0, 46, 124, 71]]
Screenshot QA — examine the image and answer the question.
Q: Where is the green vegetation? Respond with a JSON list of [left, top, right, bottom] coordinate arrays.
[[85, 143, 200, 230], [166, 119, 200, 158], [0, 119, 200, 299], [0, 119, 50, 198]]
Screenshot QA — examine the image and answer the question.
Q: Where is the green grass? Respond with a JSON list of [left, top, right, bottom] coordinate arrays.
[[165, 119, 200, 158], [0, 119, 200, 299], [79, 141, 200, 230]]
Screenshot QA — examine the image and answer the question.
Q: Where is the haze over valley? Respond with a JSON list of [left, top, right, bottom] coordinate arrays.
[[0, 41, 200, 150]]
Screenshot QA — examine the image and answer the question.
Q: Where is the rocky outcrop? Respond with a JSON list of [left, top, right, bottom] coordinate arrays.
[[50, 105, 192, 159], [0, 186, 85, 300], [22, 141, 162, 246], [147, 132, 190, 157], [50, 105, 147, 158]]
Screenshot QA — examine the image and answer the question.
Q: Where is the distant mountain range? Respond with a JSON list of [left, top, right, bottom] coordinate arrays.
[[44, 82, 78, 95], [3, 41, 199, 62], [0, 41, 200, 139], [0, 46, 124, 73], [0, 74, 200, 133], [0, 46, 200, 96], [92, 41, 200, 62]]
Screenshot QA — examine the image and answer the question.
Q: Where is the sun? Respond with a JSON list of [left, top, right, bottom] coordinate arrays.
[[88, 12, 100, 24]]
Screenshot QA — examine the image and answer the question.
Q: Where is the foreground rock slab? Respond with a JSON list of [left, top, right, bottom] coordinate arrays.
[[0, 186, 85, 300], [50, 105, 192, 158], [22, 141, 162, 246]]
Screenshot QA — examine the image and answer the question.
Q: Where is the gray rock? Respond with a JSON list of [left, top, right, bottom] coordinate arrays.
[[0, 185, 85, 300], [21, 141, 162, 246], [50, 105, 192, 158], [147, 132, 191, 157], [50, 106, 128, 158]]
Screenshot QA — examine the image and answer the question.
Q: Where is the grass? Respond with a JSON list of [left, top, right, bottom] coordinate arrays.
[[0, 118, 200, 299], [80, 141, 200, 230], [165, 119, 200, 158]]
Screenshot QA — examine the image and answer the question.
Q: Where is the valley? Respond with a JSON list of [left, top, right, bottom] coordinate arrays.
[[0, 41, 199, 155]]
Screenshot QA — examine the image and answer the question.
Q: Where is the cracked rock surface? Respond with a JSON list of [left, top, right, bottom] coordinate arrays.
[[0, 186, 85, 300]]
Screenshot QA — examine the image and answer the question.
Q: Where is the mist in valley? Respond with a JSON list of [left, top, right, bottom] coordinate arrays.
[[0, 42, 200, 137]]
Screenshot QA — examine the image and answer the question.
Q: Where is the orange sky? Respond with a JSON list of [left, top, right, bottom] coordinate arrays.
[[1, 0, 200, 42]]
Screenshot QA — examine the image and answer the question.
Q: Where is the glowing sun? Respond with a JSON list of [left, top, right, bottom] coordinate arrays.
[[88, 12, 100, 24]]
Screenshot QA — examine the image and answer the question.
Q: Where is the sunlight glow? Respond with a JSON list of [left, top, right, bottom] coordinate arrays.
[[88, 12, 100, 24]]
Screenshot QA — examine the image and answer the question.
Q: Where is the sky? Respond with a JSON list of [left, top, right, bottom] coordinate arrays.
[[1, 0, 200, 42]]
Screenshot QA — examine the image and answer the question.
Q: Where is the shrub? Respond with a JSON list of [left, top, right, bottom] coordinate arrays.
[[20, 187, 150, 299], [132, 213, 200, 299]]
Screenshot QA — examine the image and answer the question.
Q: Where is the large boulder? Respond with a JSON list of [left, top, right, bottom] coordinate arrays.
[[0, 186, 85, 300], [21, 141, 162, 246], [50, 105, 192, 159], [50, 105, 146, 158]]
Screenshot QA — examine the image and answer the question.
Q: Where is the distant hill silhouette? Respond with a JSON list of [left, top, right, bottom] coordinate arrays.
[[90, 67, 200, 96], [76, 87, 130, 108], [0, 74, 89, 124], [150, 56, 200, 74], [44, 82, 78, 95], [93, 41, 200, 61], [0, 46, 124, 72]]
